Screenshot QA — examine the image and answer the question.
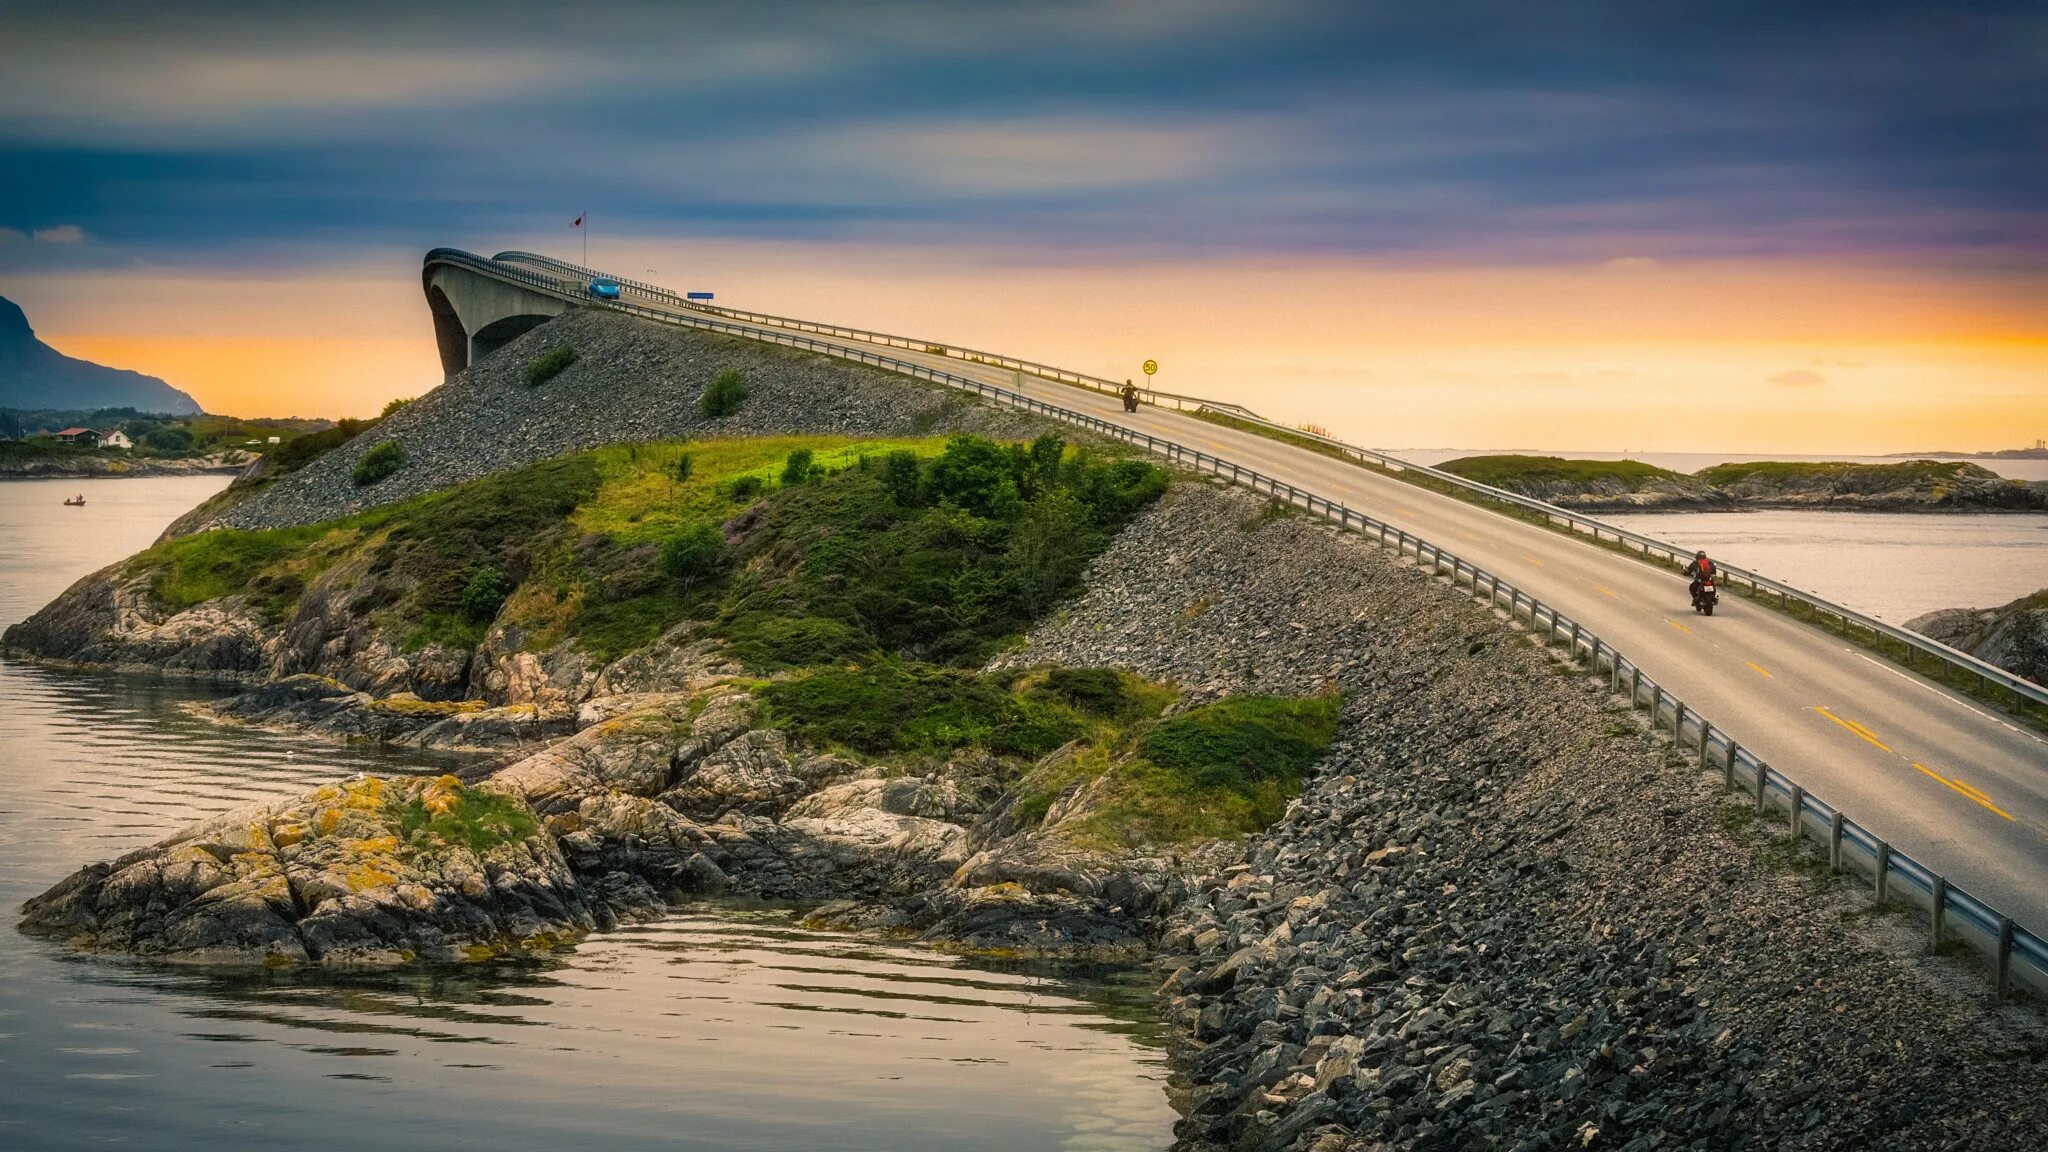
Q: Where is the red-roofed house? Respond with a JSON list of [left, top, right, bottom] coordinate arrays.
[[53, 428, 100, 447]]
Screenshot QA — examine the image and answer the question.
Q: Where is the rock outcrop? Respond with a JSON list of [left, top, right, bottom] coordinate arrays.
[[1909, 588, 2048, 687]]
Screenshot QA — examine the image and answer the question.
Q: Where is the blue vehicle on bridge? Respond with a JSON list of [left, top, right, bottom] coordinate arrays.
[[587, 277, 621, 300]]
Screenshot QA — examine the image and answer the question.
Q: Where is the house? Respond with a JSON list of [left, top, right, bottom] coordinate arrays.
[[53, 427, 100, 447], [98, 429, 134, 450], [267, 435, 282, 444]]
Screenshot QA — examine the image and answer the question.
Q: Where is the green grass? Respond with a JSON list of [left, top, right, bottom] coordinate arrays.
[[525, 345, 577, 387], [1437, 454, 1689, 489], [398, 786, 540, 854]]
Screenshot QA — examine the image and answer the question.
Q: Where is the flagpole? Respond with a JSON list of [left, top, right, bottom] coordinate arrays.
[[582, 208, 588, 267]]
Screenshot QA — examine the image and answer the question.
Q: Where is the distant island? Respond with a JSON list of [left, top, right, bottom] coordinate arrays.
[[1884, 445, 2048, 460], [0, 404, 356, 479], [1433, 455, 2048, 512], [0, 294, 200, 413]]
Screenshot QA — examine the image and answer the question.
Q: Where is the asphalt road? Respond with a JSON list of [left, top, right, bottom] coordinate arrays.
[[492, 254, 2048, 937]]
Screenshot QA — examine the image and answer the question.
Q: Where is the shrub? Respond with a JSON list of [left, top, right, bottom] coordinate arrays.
[[140, 425, 196, 454], [1141, 694, 1341, 792], [673, 452, 695, 483], [658, 523, 728, 587], [352, 439, 406, 486], [780, 447, 816, 486], [759, 662, 1080, 760], [380, 396, 416, 418], [882, 450, 923, 505], [526, 346, 577, 387], [460, 566, 513, 622], [698, 369, 749, 418], [724, 475, 765, 501]]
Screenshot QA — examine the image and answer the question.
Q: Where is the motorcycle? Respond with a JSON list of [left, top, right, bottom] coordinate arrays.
[[1691, 578, 1718, 616], [1121, 390, 1138, 413]]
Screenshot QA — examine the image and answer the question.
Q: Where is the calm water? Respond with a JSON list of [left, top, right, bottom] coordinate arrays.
[[0, 476, 1174, 1151], [1600, 510, 2048, 623]]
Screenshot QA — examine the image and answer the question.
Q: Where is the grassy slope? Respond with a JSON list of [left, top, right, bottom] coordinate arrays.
[[1437, 454, 1690, 489]]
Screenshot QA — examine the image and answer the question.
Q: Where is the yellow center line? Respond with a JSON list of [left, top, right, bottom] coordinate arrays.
[[1594, 585, 1618, 598], [1460, 531, 1481, 542], [1665, 619, 1693, 635], [1746, 662, 1772, 678], [1813, 706, 1892, 752], [1913, 763, 2014, 821], [1522, 554, 1544, 567], [1396, 505, 1418, 516]]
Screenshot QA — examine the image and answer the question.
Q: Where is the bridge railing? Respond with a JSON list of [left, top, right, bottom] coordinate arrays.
[[488, 249, 2043, 714], [428, 246, 2045, 996], [489, 250, 1261, 417]]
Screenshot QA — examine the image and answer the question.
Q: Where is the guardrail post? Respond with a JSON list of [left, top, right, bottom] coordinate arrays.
[[1628, 665, 1641, 709], [1752, 755, 1768, 814], [1696, 720, 1710, 766], [1723, 737, 1737, 790], [1568, 621, 1582, 662], [1828, 813, 1844, 872], [1874, 841, 1891, 907], [1786, 785, 1804, 839], [1997, 919, 2015, 999], [1930, 876, 1948, 947], [1670, 700, 1685, 741]]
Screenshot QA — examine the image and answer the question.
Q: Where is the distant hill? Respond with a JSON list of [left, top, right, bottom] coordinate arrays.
[[0, 295, 200, 415]]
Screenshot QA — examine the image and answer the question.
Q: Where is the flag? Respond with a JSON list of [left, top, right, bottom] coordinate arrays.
[[572, 214, 584, 227]]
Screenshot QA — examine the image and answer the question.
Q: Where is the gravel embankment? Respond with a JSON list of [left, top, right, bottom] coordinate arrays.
[[1008, 481, 2048, 1151], [199, 308, 1048, 532]]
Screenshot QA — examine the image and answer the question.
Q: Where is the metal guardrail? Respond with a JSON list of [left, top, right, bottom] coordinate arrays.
[[488, 249, 2042, 713], [426, 247, 2044, 996], [489, 250, 1263, 418]]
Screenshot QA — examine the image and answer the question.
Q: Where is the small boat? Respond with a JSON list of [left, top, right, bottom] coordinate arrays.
[[63, 495, 85, 506]]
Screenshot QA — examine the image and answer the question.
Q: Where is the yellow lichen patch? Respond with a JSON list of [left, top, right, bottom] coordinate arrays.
[[345, 864, 399, 891], [338, 777, 388, 809], [421, 775, 465, 817], [462, 944, 498, 963], [348, 835, 400, 855], [313, 809, 342, 837], [273, 823, 308, 848], [368, 694, 487, 717]]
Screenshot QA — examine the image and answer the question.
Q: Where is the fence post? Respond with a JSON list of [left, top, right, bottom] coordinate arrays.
[[1874, 841, 1891, 907], [1786, 785, 1804, 838], [1930, 876, 1948, 947], [1628, 665, 1641, 709], [1997, 919, 2015, 1000], [1828, 813, 1844, 873], [1568, 621, 1582, 662], [1723, 737, 1737, 790], [1696, 720, 1710, 766], [1752, 754, 1767, 814]]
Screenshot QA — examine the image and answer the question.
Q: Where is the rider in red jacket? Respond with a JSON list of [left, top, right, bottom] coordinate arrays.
[[1685, 550, 1716, 601]]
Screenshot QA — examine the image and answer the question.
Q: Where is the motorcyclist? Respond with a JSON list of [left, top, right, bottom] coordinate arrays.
[[1685, 549, 1717, 603], [1120, 380, 1139, 413]]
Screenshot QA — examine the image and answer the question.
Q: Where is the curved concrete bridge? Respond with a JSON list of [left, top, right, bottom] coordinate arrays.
[[422, 249, 578, 376]]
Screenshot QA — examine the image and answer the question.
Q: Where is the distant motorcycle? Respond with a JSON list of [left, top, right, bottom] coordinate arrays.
[[1691, 578, 1718, 616], [1120, 387, 1139, 413]]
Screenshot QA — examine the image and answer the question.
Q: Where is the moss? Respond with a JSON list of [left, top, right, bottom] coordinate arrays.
[[758, 662, 1083, 761]]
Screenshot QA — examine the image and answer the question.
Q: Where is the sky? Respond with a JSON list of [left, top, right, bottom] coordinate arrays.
[[0, 0, 2043, 453]]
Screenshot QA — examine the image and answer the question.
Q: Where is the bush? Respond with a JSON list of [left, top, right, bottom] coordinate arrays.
[[698, 369, 749, 418], [140, 426, 196, 454], [1141, 695, 1341, 792], [673, 452, 694, 483], [460, 566, 513, 622], [780, 447, 816, 486], [352, 440, 406, 486], [658, 523, 728, 587], [882, 450, 923, 505], [526, 346, 577, 387], [380, 396, 416, 418], [724, 475, 765, 501], [759, 662, 1080, 760]]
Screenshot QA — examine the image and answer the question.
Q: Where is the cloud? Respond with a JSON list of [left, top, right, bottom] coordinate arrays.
[[1600, 257, 1660, 272], [32, 225, 86, 243], [0, 227, 22, 243], [1767, 368, 1825, 387]]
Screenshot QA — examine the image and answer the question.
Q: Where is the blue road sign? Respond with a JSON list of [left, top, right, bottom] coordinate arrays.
[[686, 291, 714, 300]]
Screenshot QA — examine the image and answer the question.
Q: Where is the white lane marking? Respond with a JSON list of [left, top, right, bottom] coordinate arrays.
[[1844, 649, 2041, 744]]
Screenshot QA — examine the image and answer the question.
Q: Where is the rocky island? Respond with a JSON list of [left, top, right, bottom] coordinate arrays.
[[11, 308, 2048, 1151], [1435, 454, 2048, 512]]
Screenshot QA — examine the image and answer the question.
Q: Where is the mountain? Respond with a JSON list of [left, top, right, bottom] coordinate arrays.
[[0, 295, 200, 415]]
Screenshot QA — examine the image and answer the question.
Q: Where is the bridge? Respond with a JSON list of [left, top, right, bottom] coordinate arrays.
[[423, 247, 2048, 993]]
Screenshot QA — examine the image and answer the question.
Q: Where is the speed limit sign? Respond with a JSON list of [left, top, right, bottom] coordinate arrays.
[[1142, 359, 1158, 376]]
